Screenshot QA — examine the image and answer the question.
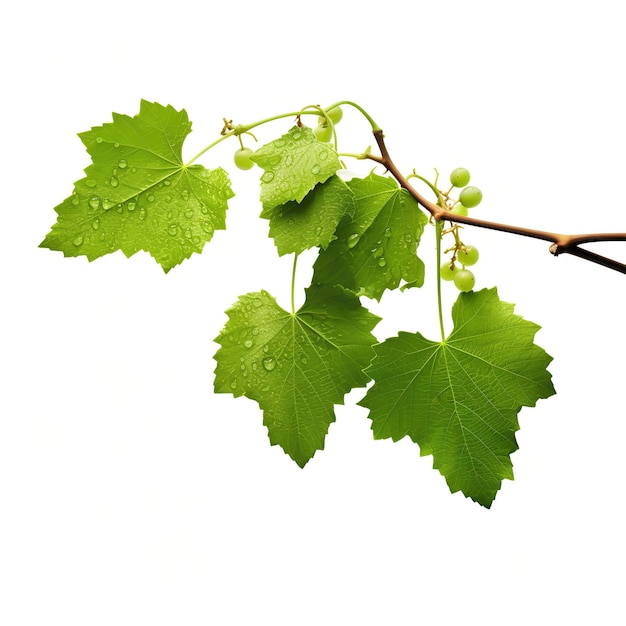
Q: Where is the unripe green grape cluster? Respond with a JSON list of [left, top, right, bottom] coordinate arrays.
[[448, 167, 483, 215], [440, 167, 484, 292]]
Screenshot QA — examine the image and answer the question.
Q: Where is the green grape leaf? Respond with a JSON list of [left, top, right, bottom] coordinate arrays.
[[214, 285, 380, 467], [40, 100, 234, 272], [251, 126, 341, 210], [359, 288, 555, 507], [312, 172, 428, 301], [260, 175, 355, 256]]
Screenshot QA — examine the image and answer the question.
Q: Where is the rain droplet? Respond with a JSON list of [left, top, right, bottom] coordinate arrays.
[[181, 189, 189, 200], [71, 195, 80, 206], [96, 136, 103, 143], [230, 381, 237, 390], [118, 159, 128, 169], [127, 201, 136, 212], [378, 257, 387, 267], [373, 246, 384, 259], [319, 150, 328, 161], [347, 233, 360, 248], [244, 340, 253, 349], [102, 198, 116, 211], [261, 171, 274, 183], [168, 224, 178, 236], [88, 196, 100, 210], [311, 164, 321, 175], [262, 357, 276, 371], [109, 176, 119, 188], [91, 219, 100, 230], [147, 194, 155, 202], [405, 234, 412, 243], [73, 235, 84, 246], [185, 209, 194, 219], [384, 227, 392, 237], [139, 208, 146, 220], [85, 179, 97, 188]]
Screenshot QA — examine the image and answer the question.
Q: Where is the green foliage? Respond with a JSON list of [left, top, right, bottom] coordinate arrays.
[[360, 288, 555, 507], [41, 99, 559, 507], [260, 175, 354, 256], [250, 125, 341, 209], [214, 286, 379, 467], [40, 100, 234, 272], [312, 173, 428, 300]]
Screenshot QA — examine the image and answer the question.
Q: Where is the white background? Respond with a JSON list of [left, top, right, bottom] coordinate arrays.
[[2, 1, 625, 624]]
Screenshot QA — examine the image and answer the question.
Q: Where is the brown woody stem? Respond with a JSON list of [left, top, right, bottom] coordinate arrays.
[[368, 130, 626, 274]]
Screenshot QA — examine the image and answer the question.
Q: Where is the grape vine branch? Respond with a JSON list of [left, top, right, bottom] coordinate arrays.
[[367, 130, 626, 273], [40, 99, 625, 507]]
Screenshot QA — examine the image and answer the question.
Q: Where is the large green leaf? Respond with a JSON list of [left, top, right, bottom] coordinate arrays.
[[214, 285, 380, 467], [251, 125, 341, 210], [40, 100, 234, 272], [260, 175, 355, 255], [359, 288, 555, 507], [312, 172, 428, 301]]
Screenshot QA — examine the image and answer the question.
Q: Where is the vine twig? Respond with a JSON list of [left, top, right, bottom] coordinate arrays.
[[367, 130, 626, 274]]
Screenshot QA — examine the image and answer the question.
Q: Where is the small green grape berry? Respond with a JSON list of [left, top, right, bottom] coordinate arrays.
[[457, 245, 479, 266], [234, 147, 255, 170], [440, 261, 459, 281], [327, 106, 343, 124], [313, 123, 333, 142], [450, 167, 470, 188], [454, 269, 475, 292], [451, 202, 468, 217], [459, 186, 483, 208]]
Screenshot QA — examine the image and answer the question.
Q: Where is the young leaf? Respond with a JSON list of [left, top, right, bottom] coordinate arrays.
[[312, 172, 428, 300], [214, 285, 380, 467], [359, 288, 556, 507], [260, 175, 355, 255], [40, 100, 234, 272], [251, 125, 341, 210]]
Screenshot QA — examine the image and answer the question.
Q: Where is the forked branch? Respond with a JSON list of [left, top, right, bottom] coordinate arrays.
[[367, 130, 626, 274]]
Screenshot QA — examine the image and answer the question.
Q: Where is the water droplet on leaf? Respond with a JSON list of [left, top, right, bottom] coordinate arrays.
[[73, 235, 84, 246], [347, 233, 360, 248], [262, 357, 276, 371], [118, 159, 128, 169], [109, 176, 119, 188]]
